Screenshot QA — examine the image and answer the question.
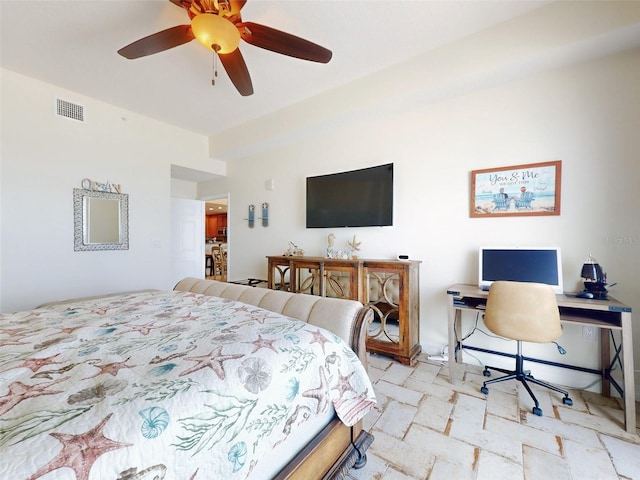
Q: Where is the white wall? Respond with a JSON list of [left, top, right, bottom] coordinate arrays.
[[171, 178, 199, 199], [200, 47, 640, 392], [0, 69, 213, 312]]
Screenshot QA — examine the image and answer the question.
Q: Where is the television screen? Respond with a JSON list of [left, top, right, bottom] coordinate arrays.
[[306, 163, 393, 228], [478, 247, 564, 294]]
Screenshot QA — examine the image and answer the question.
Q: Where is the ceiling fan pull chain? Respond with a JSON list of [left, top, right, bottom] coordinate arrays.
[[211, 51, 219, 86]]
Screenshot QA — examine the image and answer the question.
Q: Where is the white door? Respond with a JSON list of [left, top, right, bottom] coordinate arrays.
[[170, 198, 204, 286]]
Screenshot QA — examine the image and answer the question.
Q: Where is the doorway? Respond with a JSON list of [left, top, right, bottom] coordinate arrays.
[[203, 195, 229, 281]]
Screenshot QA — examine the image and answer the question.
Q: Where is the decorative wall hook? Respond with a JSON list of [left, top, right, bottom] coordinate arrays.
[[261, 202, 269, 227], [247, 204, 255, 228]]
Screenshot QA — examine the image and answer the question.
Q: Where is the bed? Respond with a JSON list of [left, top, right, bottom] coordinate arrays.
[[0, 278, 376, 480]]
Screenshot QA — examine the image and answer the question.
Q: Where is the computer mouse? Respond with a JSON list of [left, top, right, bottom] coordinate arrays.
[[576, 291, 594, 299]]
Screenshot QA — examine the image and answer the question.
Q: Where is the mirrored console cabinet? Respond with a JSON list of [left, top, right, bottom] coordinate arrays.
[[267, 256, 421, 365]]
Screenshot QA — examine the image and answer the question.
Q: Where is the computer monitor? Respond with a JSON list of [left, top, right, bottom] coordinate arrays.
[[478, 247, 564, 294]]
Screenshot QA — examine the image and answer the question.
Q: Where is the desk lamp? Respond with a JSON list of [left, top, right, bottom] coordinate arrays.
[[580, 255, 608, 299]]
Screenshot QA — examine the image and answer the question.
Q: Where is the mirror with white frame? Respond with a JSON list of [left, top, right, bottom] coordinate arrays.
[[74, 188, 129, 251]]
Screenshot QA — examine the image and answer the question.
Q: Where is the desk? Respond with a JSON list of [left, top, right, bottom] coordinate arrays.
[[446, 284, 635, 433]]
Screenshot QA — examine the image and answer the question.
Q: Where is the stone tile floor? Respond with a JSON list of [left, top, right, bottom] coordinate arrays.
[[348, 353, 640, 480]]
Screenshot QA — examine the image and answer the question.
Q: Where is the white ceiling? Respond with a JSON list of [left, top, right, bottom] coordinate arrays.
[[0, 0, 551, 138], [206, 199, 228, 214]]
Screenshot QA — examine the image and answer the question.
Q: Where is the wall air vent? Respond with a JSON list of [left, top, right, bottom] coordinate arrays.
[[55, 98, 84, 122]]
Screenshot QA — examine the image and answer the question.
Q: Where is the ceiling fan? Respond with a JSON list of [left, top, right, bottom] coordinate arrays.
[[117, 0, 332, 96]]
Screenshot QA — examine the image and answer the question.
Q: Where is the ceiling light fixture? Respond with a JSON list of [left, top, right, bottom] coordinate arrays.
[[191, 13, 240, 54]]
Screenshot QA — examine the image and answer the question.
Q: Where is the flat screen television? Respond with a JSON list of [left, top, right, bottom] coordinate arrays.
[[478, 246, 564, 294], [306, 163, 393, 228]]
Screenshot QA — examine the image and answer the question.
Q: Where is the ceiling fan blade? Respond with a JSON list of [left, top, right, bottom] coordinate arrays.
[[218, 48, 254, 96], [118, 25, 194, 59], [238, 22, 332, 63]]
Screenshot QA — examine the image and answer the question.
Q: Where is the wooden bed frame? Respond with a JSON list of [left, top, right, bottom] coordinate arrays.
[[275, 418, 374, 479], [173, 278, 375, 480]]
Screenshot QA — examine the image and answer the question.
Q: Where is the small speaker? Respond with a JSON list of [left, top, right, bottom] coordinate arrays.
[[397, 254, 409, 260]]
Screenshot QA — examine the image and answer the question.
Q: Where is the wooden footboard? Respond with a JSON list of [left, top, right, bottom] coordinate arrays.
[[275, 419, 374, 480]]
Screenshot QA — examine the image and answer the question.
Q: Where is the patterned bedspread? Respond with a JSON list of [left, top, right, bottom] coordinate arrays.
[[0, 290, 376, 479]]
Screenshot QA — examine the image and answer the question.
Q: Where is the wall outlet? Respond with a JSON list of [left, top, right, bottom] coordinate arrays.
[[582, 325, 597, 342]]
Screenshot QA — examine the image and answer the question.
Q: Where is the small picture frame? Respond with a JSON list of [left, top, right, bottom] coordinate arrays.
[[470, 160, 562, 218]]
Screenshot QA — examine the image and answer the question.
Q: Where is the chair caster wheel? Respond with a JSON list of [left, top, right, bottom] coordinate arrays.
[[480, 386, 489, 395], [532, 407, 543, 416], [483, 369, 491, 377], [563, 397, 573, 406]]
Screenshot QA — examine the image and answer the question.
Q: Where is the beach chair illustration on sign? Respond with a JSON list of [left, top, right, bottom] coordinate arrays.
[[515, 191, 535, 210], [492, 194, 510, 211]]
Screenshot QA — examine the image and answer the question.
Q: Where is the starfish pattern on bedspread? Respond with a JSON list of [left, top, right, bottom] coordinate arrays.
[[309, 328, 331, 353], [26, 414, 131, 480], [87, 306, 114, 315], [179, 292, 208, 305], [229, 304, 253, 315], [0, 377, 68, 415], [124, 321, 162, 336], [15, 354, 61, 372], [332, 371, 356, 399], [59, 325, 86, 335], [302, 366, 331, 414], [245, 334, 278, 353], [248, 311, 279, 324], [84, 357, 136, 378], [177, 312, 199, 322], [180, 345, 243, 379]]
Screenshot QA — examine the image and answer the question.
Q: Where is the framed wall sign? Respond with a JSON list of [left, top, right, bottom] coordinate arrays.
[[470, 160, 562, 218]]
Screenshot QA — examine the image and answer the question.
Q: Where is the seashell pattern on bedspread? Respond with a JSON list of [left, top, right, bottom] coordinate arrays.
[[0, 290, 376, 479]]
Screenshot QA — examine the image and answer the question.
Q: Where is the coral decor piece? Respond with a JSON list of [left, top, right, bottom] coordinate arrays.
[[347, 235, 361, 259]]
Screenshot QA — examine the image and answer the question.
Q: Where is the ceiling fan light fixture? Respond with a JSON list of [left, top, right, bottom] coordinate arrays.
[[192, 13, 240, 54]]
